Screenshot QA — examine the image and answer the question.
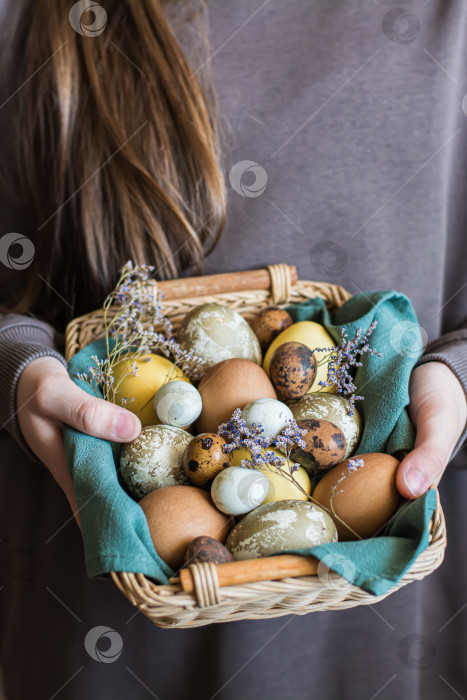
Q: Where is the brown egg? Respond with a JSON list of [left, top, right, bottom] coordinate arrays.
[[197, 358, 277, 434], [312, 453, 402, 541], [139, 486, 233, 570], [250, 307, 294, 354], [183, 434, 232, 487], [291, 419, 347, 475], [269, 342, 317, 400], [184, 536, 234, 566]]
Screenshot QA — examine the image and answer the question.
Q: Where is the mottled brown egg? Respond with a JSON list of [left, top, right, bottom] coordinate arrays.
[[291, 418, 347, 475], [269, 342, 317, 400], [312, 453, 402, 540], [183, 433, 232, 487], [139, 486, 233, 570], [184, 536, 234, 565], [250, 307, 294, 354], [197, 358, 277, 434]]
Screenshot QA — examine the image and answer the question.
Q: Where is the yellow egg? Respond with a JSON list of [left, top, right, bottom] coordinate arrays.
[[112, 354, 191, 426], [231, 448, 311, 503], [263, 322, 337, 394]]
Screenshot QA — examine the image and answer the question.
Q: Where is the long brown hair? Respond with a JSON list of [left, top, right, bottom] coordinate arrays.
[[0, 0, 227, 330]]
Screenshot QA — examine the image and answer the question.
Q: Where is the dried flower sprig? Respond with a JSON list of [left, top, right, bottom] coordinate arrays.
[[76, 261, 206, 406], [329, 457, 365, 539], [314, 321, 383, 415], [218, 409, 311, 498]]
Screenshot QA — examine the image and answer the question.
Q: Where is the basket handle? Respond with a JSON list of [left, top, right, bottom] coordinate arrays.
[[156, 263, 297, 304], [172, 554, 319, 606]]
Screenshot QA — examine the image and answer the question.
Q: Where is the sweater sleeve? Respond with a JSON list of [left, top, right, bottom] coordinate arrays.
[[414, 324, 467, 464], [0, 313, 68, 464]]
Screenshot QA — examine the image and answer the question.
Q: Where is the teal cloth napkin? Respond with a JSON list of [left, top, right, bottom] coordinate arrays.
[[63, 290, 438, 596]]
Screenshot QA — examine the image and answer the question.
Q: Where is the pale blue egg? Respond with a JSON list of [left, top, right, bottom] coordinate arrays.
[[241, 398, 294, 437], [211, 466, 269, 516], [153, 380, 202, 430]]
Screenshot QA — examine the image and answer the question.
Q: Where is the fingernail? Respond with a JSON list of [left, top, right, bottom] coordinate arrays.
[[403, 466, 426, 497], [112, 413, 139, 440]]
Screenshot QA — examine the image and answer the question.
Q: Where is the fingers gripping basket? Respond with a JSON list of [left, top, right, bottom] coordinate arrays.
[[65, 264, 446, 629]]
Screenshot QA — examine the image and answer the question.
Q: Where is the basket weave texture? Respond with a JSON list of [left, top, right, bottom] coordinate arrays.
[[65, 264, 446, 629]]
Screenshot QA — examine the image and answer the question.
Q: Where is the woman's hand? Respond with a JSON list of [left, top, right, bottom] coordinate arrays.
[[16, 356, 142, 524], [397, 361, 467, 499]]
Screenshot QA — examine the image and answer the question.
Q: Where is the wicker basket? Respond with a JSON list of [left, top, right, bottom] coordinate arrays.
[[65, 263, 446, 629]]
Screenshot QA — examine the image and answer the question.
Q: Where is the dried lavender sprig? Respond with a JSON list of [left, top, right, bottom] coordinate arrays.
[[77, 260, 206, 404], [312, 321, 382, 415], [218, 409, 312, 500]]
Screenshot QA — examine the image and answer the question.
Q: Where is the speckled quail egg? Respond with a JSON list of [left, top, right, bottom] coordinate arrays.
[[269, 342, 317, 400], [291, 418, 347, 475], [183, 433, 232, 487], [290, 393, 362, 459], [250, 306, 293, 354]]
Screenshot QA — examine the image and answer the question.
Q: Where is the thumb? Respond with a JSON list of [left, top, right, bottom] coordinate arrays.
[[396, 398, 457, 499], [42, 371, 142, 442]]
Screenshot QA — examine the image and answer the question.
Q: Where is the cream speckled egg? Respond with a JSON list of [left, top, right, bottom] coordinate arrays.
[[120, 425, 192, 499], [153, 380, 202, 430], [290, 393, 362, 458], [177, 303, 262, 370], [241, 398, 294, 437], [211, 467, 270, 515], [226, 500, 337, 560]]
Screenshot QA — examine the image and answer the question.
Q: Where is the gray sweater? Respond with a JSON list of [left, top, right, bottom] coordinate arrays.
[[0, 2, 467, 699]]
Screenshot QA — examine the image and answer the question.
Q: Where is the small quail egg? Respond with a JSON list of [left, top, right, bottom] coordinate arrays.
[[291, 418, 347, 474], [184, 536, 234, 565], [269, 342, 317, 400], [183, 433, 232, 487], [250, 306, 293, 354]]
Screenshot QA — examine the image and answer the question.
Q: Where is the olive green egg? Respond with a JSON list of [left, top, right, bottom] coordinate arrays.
[[177, 303, 262, 370], [226, 499, 337, 560]]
